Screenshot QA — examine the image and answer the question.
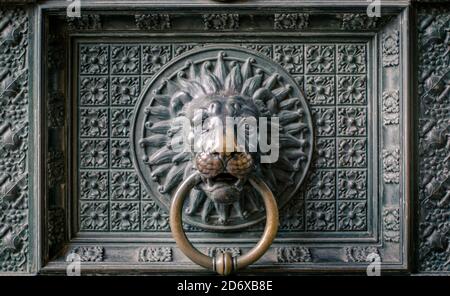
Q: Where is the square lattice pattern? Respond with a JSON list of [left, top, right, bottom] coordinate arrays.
[[77, 42, 370, 234]]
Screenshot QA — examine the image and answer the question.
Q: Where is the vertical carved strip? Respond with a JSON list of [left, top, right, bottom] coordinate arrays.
[[0, 7, 30, 273], [46, 20, 67, 260], [417, 6, 450, 272]]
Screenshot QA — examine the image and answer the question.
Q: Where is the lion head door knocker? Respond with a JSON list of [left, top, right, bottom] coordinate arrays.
[[132, 46, 313, 275]]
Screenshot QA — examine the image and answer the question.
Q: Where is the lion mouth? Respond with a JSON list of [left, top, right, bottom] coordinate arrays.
[[212, 173, 238, 183], [201, 173, 245, 192]]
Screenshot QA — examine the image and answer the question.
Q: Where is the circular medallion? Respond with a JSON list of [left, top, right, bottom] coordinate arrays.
[[132, 46, 313, 231]]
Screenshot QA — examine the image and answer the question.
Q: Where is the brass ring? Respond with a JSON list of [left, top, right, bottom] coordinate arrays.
[[169, 172, 279, 275]]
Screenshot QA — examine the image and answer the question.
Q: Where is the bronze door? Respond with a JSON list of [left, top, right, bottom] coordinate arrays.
[[2, 0, 446, 275]]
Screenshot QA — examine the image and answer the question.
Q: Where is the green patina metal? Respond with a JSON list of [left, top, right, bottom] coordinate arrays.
[[0, 0, 446, 275]]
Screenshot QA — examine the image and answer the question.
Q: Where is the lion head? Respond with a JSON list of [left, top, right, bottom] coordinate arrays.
[[133, 47, 313, 230]]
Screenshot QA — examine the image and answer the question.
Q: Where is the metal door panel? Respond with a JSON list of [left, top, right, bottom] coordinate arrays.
[[0, 0, 430, 275]]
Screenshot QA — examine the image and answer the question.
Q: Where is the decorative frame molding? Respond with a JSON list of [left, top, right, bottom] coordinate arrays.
[[0, 1, 414, 275]]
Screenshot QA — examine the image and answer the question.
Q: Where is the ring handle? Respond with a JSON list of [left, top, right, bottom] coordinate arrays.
[[169, 172, 279, 275]]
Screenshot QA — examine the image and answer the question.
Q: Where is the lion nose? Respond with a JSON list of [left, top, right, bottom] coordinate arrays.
[[226, 152, 253, 179], [196, 123, 254, 178], [195, 151, 253, 179], [195, 152, 224, 178]]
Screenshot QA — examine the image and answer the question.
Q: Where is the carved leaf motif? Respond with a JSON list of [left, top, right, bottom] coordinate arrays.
[[337, 107, 367, 136], [338, 139, 367, 168], [315, 138, 336, 168], [383, 149, 400, 184], [111, 202, 140, 231], [138, 247, 172, 262], [274, 14, 309, 30], [111, 140, 132, 168], [340, 14, 380, 30], [79, 77, 108, 105], [274, 45, 304, 74], [383, 208, 400, 243], [67, 15, 101, 31], [80, 171, 108, 200], [242, 44, 272, 58], [338, 170, 367, 200], [306, 170, 335, 200], [383, 91, 400, 125], [383, 31, 400, 67], [111, 76, 140, 105], [417, 9, 450, 271], [111, 45, 140, 74], [277, 247, 312, 263], [80, 108, 108, 137], [142, 45, 171, 75], [338, 201, 367, 231], [306, 201, 336, 231], [311, 107, 335, 136], [337, 45, 366, 73], [111, 108, 133, 137], [344, 246, 379, 263], [142, 201, 169, 231], [80, 45, 109, 75], [306, 76, 335, 105], [80, 202, 108, 231], [203, 14, 239, 30], [280, 198, 304, 230], [111, 171, 139, 200], [207, 247, 241, 258], [67, 246, 104, 262], [337, 75, 367, 104], [306, 45, 335, 74], [80, 140, 108, 168], [0, 7, 29, 273], [135, 14, 171, 30]]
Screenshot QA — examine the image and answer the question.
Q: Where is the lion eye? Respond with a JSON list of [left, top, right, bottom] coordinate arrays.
[[208, 102, 221, 115], [228, 102, 241, 114]]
